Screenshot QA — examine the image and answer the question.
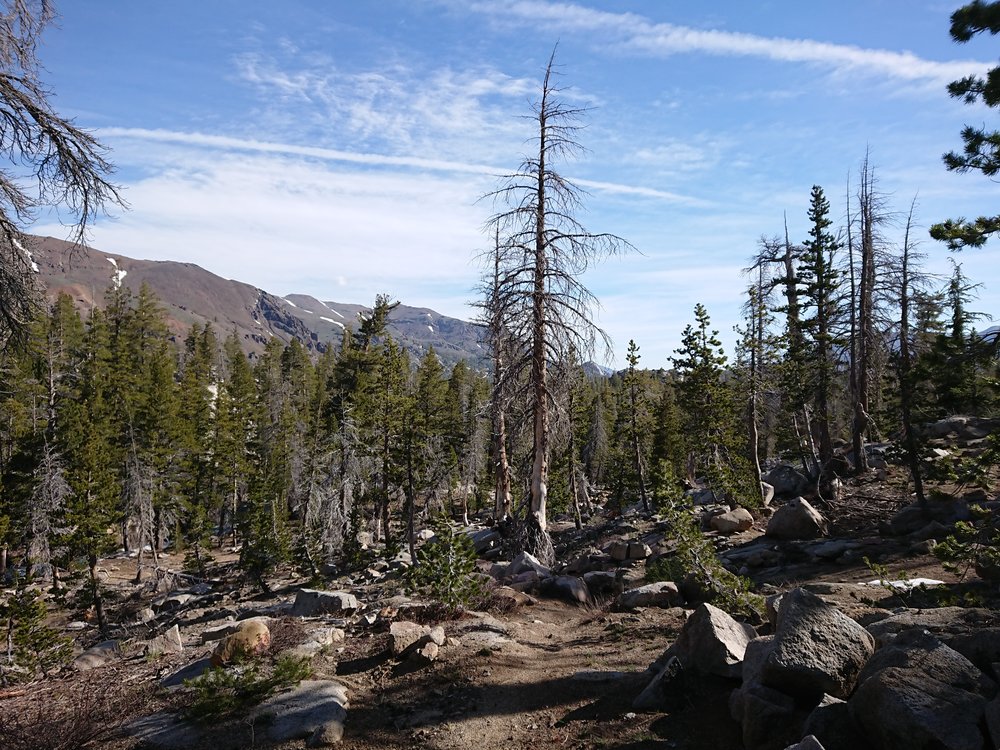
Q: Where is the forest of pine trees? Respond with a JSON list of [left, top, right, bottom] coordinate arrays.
[[0, 4, 998, 666], [1, 160, 997, 611]]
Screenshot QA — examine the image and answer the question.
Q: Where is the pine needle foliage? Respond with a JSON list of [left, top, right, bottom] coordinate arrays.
[[407, 516, 483, 611]]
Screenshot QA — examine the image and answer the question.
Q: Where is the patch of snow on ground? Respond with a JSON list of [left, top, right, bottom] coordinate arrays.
[[284, 298, 298, 308], [862, 577, 944, 590], [427, 325, 434, 332], [320, 317, 345, 329]]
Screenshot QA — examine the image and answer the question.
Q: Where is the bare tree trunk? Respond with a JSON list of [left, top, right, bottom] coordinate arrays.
[[854, 155, 876, 475], [898, 198, 927, 508], [528, 72, 551, 534], [88, 553, 108, 637], [567, 382, 583, 529]]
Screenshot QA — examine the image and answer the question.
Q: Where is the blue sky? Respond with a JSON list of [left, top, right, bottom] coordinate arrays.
[[32, 1, 1000, 367]]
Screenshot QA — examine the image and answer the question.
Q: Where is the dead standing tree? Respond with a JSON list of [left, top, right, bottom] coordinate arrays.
[[0, 0, 123, 349], [483, 50, 631, 564]]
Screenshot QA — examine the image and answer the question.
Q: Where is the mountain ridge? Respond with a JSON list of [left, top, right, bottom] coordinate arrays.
[[25, 235, 486, 368]]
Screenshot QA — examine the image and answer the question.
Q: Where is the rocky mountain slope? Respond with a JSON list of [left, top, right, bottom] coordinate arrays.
[[25, 235, 485, 367]]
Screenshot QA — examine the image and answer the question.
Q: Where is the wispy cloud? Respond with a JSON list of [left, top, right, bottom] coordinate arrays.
[[466, 0, 988, 86], [99, 127, 702, 203]]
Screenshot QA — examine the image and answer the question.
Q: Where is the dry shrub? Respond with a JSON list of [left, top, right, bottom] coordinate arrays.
[[265, 616, 308, 654], [0, 666, 152, 750]]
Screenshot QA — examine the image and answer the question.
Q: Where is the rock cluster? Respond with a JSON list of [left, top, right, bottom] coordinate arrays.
[[635, 586, 1000, 750]]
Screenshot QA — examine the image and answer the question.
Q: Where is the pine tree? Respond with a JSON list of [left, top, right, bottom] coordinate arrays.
[[177, 324, 220, 575], [58, 308, 119, 634], [216, 332, 257, 550], [799, 185, 843, 469], [930, 1, 1000, 249], [672, 304, 749, 505]]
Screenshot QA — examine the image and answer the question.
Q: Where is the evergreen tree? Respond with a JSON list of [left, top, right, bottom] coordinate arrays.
[[177, 323, 220, 575], [799, 185, 843, 469], [57, 308, 118, 634], [930, 1, 1000, 249], [672, 304, 749, 505]]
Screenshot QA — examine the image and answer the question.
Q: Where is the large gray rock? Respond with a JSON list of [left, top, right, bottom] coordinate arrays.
[[469, 528, 500, 554], [128, 710, 201, 750], [865, 606, 995, 644], [711, 508, 755, 535], [142, 625, 184, 657], [505, 551, 551, 579], [857, 628, 996, 699], [291, 589, 358, 617], [766, 498, 828, 540], [802, 694, 866, 750], [635, 604, 756, 711], [939, 628, 1000, 679], [986, 695, 1000, 750], [738, 682, 806, 750], [762, 588, 874, 699], [616, 581, 682, 610], [256, 679, 349, 747], [642, 602, 755, 696], [729, 636, 772, 722], [849, 667, 987, 750], [548, 575, 590, 604], [389, 621, 428, 656], [159, 656, 214, 689], [765, 465, 810, 497]]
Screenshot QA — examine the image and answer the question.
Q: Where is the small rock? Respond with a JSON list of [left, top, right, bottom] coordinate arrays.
[[616, 581, 682, 610], [609, 541, 630, 562], [74, 640, 120, 671], [627, 542, 652, 559], [408, 641, 439, 667], [143, 624, 184, 657]]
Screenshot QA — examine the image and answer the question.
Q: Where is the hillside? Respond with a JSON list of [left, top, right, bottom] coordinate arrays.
[[27, 235, 486, 367]]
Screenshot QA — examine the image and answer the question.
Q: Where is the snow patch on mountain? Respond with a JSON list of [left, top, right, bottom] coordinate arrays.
[[14, 238, 38, 272], [106, 257, 127, 288]]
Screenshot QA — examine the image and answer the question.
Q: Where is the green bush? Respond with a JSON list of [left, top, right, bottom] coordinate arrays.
[[659, 500, 763, 621], [0, 574, 72, 684], [406, 517, 483, 611], [184, 654, 311, 723], [933, 507, 1000, 581]]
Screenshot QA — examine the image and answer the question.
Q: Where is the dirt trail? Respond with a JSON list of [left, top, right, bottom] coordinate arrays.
[[327, 600, 690, 750]]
